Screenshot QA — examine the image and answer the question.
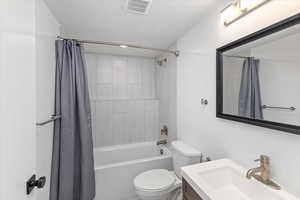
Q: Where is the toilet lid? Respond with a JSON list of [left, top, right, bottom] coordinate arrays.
[[134, 169, 175, 192]]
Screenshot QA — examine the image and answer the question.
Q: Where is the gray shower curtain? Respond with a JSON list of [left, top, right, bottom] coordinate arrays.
[[50, 40, 95, 200], [238, 57, 263, 120]]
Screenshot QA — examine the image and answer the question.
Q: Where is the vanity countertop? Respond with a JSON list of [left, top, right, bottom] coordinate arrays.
[[181, 159, 299, 200]]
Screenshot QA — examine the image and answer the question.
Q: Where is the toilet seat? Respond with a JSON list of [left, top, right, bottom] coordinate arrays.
[[134, 169, 176, 192]]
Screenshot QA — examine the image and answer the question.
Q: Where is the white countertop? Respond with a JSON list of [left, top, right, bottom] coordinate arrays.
[[181, 159, 300, 200]]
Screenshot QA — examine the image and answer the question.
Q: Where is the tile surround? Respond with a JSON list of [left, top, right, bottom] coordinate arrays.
[[86, 54, 159, 147]]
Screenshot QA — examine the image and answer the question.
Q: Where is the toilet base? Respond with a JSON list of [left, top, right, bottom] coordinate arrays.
[[136, 187, 181, 200]]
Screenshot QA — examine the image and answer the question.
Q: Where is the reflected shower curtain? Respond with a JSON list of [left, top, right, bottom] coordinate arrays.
[[50, 40, 95, 200], [238, 57, 263, 120]]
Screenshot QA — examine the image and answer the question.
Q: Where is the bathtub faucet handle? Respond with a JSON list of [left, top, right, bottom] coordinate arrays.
[[161, 125, 168, 136], [156, 139, 167, 146]]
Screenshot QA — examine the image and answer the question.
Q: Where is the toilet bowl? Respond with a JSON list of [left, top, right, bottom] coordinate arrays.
[[134, 141, 201, 200], [134, 169, 181, 200]]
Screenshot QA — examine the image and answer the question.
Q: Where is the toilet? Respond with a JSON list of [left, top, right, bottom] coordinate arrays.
[[134, 141, 201, 200]]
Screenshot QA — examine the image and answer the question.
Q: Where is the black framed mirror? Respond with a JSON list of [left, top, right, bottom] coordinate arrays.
[[216, 13, 300, 135]]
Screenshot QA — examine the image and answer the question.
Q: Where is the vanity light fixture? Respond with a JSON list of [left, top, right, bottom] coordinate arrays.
[[221, 0, 270, 26]]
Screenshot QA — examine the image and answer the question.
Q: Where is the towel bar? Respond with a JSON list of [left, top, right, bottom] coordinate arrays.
[[36, 115, 61, 126], [262, 105, 296, 111]]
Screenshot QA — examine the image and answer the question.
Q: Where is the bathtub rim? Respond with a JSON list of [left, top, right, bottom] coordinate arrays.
[[94, 141, 164, 152], [94, 142, 172, 170]]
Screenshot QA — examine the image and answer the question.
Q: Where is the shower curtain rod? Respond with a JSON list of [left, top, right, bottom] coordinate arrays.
[[57, 36, 180, 57]]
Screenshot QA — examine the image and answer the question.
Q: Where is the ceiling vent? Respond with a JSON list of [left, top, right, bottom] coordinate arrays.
[[126, 0, 152, 15]]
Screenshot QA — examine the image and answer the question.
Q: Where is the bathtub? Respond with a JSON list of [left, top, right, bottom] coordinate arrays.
[[94, 142, 173, 200]]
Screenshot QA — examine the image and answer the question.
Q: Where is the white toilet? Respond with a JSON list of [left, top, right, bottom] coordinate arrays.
[[134, 141, 201, 200]]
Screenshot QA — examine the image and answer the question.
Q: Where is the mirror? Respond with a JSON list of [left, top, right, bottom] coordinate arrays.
[[217, 14, 300, 135]]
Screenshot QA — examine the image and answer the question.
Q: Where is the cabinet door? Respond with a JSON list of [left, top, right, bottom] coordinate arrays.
[[182, 178, 203, 200]]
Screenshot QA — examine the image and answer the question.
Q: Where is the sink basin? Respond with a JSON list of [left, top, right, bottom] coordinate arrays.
[[181, 159, 299, 200], [199, 166, 281, 200]]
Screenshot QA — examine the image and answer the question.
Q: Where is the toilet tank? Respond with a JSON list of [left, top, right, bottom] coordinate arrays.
[[171, 141, 201, 178]]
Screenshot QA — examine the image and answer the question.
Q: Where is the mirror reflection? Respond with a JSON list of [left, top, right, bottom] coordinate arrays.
[[222, 23, 300, 126]]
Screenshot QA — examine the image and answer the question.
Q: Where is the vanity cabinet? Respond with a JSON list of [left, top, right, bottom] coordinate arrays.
[[182, 178, 203, 200]]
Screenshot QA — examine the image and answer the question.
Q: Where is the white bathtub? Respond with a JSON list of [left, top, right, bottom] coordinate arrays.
[[94, 142, 173, 200]]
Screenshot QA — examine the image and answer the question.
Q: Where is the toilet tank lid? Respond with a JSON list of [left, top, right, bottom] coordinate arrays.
[[171, 141, 201, 156]]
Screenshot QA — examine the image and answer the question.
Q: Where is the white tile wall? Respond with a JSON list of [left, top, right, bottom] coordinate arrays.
[[157, 48, 177, 142], [86, 54, 159, 147]]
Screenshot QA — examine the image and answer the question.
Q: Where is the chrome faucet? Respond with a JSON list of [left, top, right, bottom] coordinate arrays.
[[246, 155, 281, 190], [156, 139, 167, 146]]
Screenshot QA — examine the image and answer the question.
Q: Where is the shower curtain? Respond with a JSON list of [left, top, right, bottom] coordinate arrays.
[[238, 57, 263, 120], [50, 40, 95, 200]]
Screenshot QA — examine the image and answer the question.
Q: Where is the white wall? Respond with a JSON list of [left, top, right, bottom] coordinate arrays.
[[85, 54, 159, 147], [0, 0, 36, 199], [36, 0, 60, 199], [157, 48, 178, 142], [177, 0, 300, 197]]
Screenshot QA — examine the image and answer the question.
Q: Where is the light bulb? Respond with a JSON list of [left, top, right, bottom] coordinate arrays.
[[239, 0, 253, 10], [221, 3, 243, 26], [239, 0, 269, 11]]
